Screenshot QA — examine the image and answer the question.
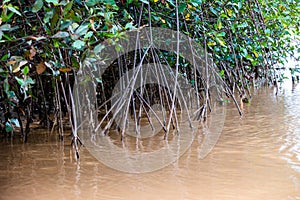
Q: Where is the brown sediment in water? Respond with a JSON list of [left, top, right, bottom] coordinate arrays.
[[0, 84, 299, 200]]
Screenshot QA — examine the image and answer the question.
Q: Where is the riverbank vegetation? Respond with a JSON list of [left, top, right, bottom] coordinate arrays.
[[0, 0, 299, 148]]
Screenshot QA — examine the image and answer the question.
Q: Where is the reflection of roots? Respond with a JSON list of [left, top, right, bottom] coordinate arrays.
[[71, 136, 83, 160], [198, 104, 226, 159], [107, 129, 177, 153], [79, 118, 195, 173]]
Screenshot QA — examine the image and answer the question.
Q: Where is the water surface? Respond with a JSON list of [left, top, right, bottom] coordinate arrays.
[[0, 84, 300, 200]]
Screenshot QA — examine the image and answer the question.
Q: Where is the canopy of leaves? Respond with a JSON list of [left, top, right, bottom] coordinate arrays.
[[0, 0, 299, 134]]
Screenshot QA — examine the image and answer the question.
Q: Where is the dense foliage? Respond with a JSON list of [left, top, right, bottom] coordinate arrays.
[[0, 0, 299, 142]]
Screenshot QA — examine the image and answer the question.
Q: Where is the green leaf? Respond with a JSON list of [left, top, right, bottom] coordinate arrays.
[[7, 5, 22, 16], [238, 2, 242, 9], [60, 20, 72, 30], [237, 22, 248, 28], [215, 37, 226, 47], [75, 23, 89, 36], [15, 77, 25, 86], [220, 98, 230, 103], [50, 8, 59, 29], [32, 0, 44, 12], [115, 43, 123, 52], [51, 31, 70, 38], [140, 0, 149, 4], [53, 40, 59, 47], [241, 48, 248, 57], [0, 24, 11, 31], [23, 66, 29, 76], [10, 118, 20, 127], [190, 0, 201, 7], [227, 8, 233, 17], [96, 77, 102, 83], [178, 3, 186, 13], [43, 10, 53, 23], [105, 0, 117, 6], [166, 0, 175, 7], [45, 0, 59, 5], [209, 7, 218, 16], [207, 41, 216, 46], [4, 79, 9, 93], [217, 31, 226, 37], [85, 0, 100, 7], [2, 33, 12, 40], [217, 19, 222, 30], [125, 22, 133, 30], [245, 54, 254, 62], [5, 122, 13, 132], [219, 69, 225, 77], [84, 31, 93, 39], [72, 40, 85, 50], [261, 40, 267, 47], [1, 53, 9, 61], [25, 77, 35, 84], [94, 44, 105, 54], [2, 12, 14, 23], [57, 0, 67, 6], [190, 79, 195, 85], [6, 91, 16, 99], [64, 0, 73, 15], [220, 13, 228, 19], [267, 36, 274, 43], [253, 51, 259, 58]]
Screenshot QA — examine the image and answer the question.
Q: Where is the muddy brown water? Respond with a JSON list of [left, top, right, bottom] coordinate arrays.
[[0, 84, 300, 200]]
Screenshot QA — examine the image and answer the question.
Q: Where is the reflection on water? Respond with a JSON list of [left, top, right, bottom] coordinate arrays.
[[0, 84, 300, 200]]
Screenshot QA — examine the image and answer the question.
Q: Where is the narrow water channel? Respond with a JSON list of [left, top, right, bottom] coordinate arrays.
[[0, 83, 300, 200]]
